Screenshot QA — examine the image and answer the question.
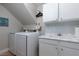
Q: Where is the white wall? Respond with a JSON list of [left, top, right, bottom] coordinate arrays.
[[45, 21, 79, 34], [23, 24, 37, 31], [24, 3, 37, 18], [36, 5, 45, 35], [0, 4, 23, 50], [23, 3, 37, 30], [24, 3, 38, 31], [23, 4, 44, 34]]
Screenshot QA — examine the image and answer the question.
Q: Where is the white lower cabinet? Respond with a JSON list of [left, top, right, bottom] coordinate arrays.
[[9, 33, 16, 55], [39, 42, 58, 56], [39, 39, 79, 56], [60, 47, 79, 56]]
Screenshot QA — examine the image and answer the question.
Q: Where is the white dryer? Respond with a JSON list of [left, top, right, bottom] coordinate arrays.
[[15, 32, 39, 56]]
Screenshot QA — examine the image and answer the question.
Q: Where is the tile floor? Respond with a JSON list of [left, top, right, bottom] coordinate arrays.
[[0, 51, 15, 56]]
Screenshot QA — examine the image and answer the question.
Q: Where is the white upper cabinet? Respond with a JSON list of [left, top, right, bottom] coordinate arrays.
[[43, 3, 79, 22], [59, 3, 79, 21], [43, 3, 58, 22]]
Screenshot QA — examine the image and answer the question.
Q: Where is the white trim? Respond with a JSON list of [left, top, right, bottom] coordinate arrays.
[[0, 48, 9, 54]]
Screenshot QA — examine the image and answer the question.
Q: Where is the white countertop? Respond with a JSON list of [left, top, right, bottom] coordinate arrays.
[[15, 32, 39, 35], [39, 34, 79, 43]]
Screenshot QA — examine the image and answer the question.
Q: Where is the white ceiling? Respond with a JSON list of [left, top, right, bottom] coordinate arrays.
[[2, 3, 36, 25], [34, 3, 45, 7]]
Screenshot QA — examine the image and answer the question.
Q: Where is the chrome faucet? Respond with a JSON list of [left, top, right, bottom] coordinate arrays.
[[57, 33, 62, 36]]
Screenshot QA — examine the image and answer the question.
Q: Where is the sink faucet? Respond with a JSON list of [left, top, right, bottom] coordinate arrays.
[[57, 33, 62, 36]]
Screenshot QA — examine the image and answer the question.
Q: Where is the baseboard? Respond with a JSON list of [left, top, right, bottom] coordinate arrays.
[[8, 50, 16, 56], [8, 49, 16, 55], [0, 48, 9, 54]]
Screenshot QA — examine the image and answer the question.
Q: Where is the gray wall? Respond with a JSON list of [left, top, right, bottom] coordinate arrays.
[[0, 4, 23, 50], [45, 20, 79, 34]]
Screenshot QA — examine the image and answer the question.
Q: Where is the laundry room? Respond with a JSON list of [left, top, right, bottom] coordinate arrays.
[[0, 2, 79, 57]]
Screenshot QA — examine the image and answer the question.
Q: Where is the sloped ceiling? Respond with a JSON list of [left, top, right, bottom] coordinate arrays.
[[34, 3, 45, 7], [2, 3, 36, 25]]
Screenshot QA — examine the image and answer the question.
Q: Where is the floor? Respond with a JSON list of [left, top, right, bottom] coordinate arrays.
[[0, 51, 15, 56]]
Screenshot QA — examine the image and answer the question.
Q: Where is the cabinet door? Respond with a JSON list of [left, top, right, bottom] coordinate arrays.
[[15, 34, 26, 56], [9, 33, 16, 54], [43, 3, 58, 22], [59, 3, 79, 21], [39, 42, 58, 56], [60, 47, 79, 56]]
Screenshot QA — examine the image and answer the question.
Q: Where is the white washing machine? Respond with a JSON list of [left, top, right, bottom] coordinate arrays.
[[15, 32, 39, 56]]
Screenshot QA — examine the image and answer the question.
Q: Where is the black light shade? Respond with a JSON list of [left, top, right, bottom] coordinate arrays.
[[36, 11, 43, 17]]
